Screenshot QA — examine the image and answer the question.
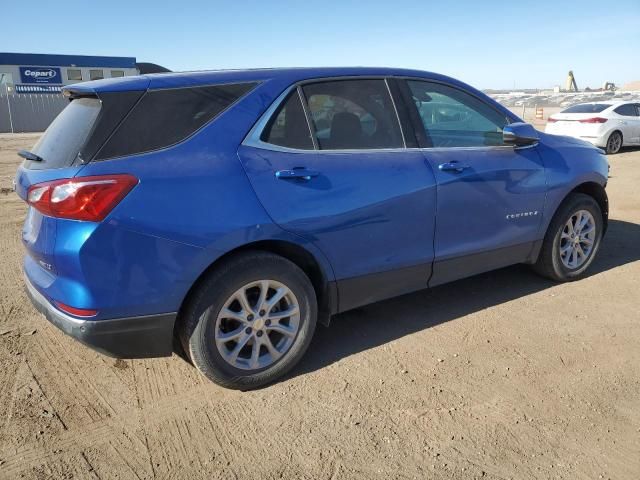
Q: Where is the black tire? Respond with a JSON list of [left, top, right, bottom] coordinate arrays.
[[533, 193, 603, 282], [179, 251, 317, 390], [605, 131, 622, 154]]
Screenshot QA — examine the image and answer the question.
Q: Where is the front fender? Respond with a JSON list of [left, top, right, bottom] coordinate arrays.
[[536, 133, 609, 236]]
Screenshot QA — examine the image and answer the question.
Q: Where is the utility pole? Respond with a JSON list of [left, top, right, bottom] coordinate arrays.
[[1, 83, 14, 133]]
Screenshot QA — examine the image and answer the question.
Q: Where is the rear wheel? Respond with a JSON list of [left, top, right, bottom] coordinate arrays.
[[180, 251, 317, 389], [533, 193, 603, 282], [605, 131, 622, 154]]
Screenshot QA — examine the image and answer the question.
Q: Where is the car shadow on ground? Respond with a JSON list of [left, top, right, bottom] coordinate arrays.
[[289, 219, 640, 381]]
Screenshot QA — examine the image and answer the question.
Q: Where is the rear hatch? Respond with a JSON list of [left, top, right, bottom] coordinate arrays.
[[15, 80, 147, 274]]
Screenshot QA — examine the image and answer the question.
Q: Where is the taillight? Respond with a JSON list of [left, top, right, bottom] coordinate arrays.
[[27, 174, 138, 221], [547, 117, 558, 123], [579, 117, 608, 124], [54, 301, 98, 317]]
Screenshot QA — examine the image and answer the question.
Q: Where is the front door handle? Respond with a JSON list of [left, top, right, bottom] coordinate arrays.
[[438, 161, 470, 173], [275, 168, 320, 181]]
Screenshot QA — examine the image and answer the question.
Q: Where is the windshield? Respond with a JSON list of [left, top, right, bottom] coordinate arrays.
[[561, 104, 609, 114], [24, 97, 101, 170]]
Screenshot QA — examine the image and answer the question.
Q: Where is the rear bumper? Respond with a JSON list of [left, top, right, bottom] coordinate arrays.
[[576, 135, 608, 148], [544, 127, 609, 148], [24, 274, 176, 359]]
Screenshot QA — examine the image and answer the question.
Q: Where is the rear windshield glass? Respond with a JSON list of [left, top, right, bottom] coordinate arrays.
[[25, 98, 101, 170], [95, 82, 257, 160], [561, 104, 609, 114]]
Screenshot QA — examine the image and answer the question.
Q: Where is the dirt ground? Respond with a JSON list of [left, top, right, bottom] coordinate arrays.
[[0, 132, 638, 480]]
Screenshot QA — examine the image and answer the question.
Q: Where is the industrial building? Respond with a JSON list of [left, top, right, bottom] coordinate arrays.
[[0, 52, 139, 93], [0, 53, 170, 133]]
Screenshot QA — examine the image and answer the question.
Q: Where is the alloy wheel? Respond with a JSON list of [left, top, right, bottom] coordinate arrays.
[[559, 209, 596, 269], [607, 132, 622, 154], [214, 280, 300, 370]]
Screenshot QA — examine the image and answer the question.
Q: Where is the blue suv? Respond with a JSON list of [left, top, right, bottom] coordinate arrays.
[[16, 68, 609, 389]]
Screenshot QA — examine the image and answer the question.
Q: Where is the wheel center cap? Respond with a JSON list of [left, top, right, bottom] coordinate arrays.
[[253, 318, 265, 330]]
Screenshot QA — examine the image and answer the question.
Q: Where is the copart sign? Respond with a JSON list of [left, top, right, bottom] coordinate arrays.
[[19, 67, 62, 84]]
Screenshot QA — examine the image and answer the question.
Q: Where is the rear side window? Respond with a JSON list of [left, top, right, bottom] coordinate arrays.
[[561, 104, 609, 114], [96, 82, 257, 160], [260, 90, 314, 150], [614, 104, 638, 116], [302, 79, 403, 150], [26, 98, 101, 170]]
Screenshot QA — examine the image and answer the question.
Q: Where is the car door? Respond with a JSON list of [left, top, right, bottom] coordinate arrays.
[[399, 79, 547, 286], [628, 104, 640, 144], [238, 78, 437, 312], [613, 104, 640, 144]]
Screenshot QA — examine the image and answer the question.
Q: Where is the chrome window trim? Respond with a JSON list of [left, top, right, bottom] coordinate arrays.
[[242, 85, 315, 153], [243, 76, 408, 153], [297, 85, 318, 150], [385, 78, 406, 148], [242, 75, 527, 154], [418, 145, 524, 153]]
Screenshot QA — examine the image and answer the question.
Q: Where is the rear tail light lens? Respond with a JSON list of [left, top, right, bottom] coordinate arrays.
[[27, 174, 138, 221], [54, 301, 98, 317], [547, 117, 558, 123], [579, 117, 608, 124]]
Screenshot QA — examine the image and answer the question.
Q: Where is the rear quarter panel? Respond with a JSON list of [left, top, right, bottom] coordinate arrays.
[[70, 80, 335, 318]]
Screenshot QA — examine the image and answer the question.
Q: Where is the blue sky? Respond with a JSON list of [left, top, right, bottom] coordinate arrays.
[[3, 0, 639, 89]]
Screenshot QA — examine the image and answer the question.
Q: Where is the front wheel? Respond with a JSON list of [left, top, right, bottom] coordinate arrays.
[[533, 193, 603, 282], [180, 251, 317, 389]]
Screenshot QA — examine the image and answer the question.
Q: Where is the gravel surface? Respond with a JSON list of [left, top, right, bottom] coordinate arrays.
[[1, 133, 639, 479]]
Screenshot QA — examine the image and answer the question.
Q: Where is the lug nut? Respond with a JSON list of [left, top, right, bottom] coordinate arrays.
[[265, 319, 271, 326], [245, 327, 252, 334], [247, 314, 254, 321], [259, 310, 266, 316], [257, 331, 263, 337]]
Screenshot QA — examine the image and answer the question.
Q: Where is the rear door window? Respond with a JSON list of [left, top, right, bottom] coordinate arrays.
[[96, 82, 258, 160], [25, 97, 101, 170], [301, 79, 404, 150], [614, 104, 638, 116]]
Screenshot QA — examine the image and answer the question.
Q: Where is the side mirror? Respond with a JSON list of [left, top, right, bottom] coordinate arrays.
[[503, 122, 539, 147]]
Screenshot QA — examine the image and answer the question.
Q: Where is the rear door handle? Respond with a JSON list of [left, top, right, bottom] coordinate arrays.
[[438, 161, 470, 173], [275, 168, 320, 181]]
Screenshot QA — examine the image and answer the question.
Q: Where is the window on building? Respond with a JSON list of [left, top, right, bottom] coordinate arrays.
[[261, 90, 314, 149], [407, 80, 508, 147], [111, 70, 125, 78], [67, 69, 82, 81], [301, 79, 404, 150], [89, 70, 104, 80]]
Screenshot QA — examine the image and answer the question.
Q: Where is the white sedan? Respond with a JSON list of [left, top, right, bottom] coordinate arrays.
[[545, 101, 640, 154]]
